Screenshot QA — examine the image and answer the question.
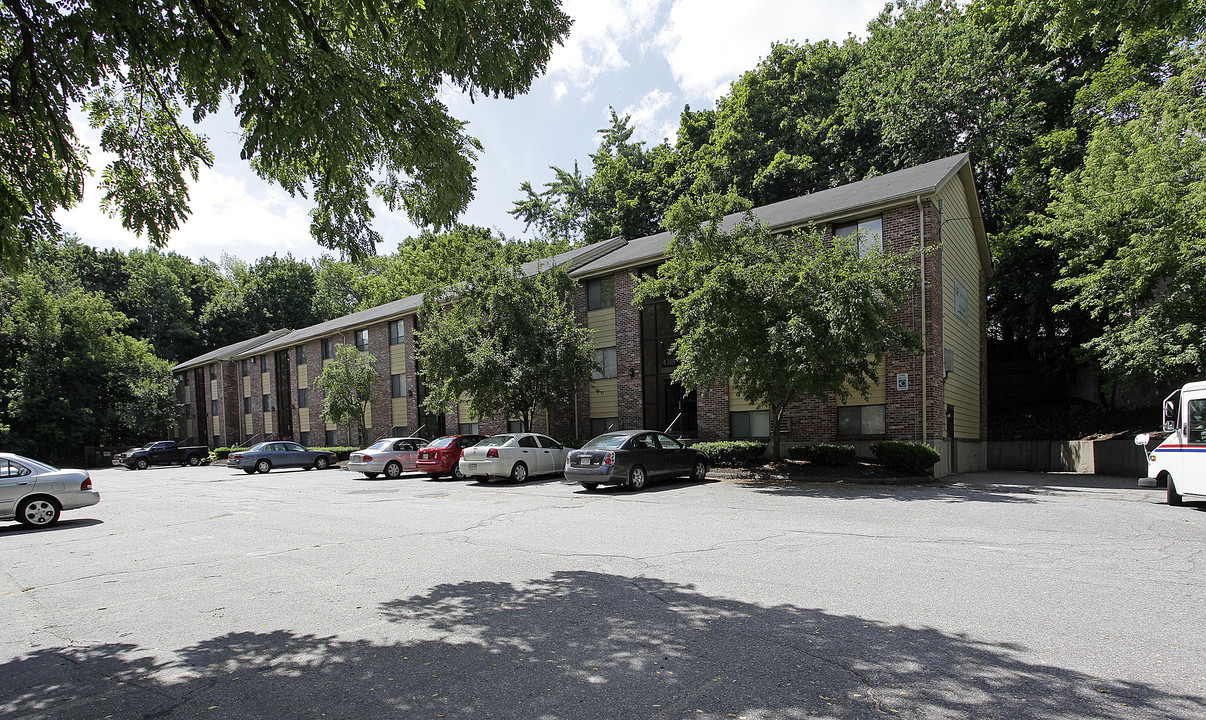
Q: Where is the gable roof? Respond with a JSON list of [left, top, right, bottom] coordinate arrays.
[[571, 153, 982, 277], [173, 329, 292, 372]]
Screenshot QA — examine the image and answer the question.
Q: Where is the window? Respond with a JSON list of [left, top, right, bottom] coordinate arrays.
[[209, 364, 216, 380], [300, 431, 310, 446], [389, 320, 405, 346], [0, 458, 31, 478], [391, 425, 408, 437], [262, 394, 271, 412], [458, 422, 479, 435], [325, 430, 337, 446], [1189, 398, 1206, 445], [508, 420, 525, 433], [837, 405, 886, 436], [954, 277, 970, 323], [182, 373, 189, 386], [592, 348, 618, 380], [655, 433, 682, 450], [355, 329, 369, 351], [241, 359, 250, 377], [297, 344, 307, 365], [591, 417, 618, 436], [211, 399, 219, 417], [322, 338, 334, 360], [587, 276, 615, 310], [260, 354, 268, 368], [731, 410, 771, 439], [834, 216, 883, 257], [391, 374, 407, 398], [517, 435, 538, 448], [537, 435, 563, 449], [298, 388, 308, 409], [243, 397, 252, 414], [183, 404, 191, 418]]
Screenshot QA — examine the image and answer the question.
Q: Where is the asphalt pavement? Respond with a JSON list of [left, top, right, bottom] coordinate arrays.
[[2, 464, 1204, 719]]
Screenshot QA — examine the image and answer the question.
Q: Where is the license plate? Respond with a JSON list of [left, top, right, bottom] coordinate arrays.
[[467, 463, 477, 470]]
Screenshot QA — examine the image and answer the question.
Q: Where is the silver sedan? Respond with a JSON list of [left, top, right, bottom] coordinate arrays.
[[0, 453, 101, 527], [347, 437, 427, 479]]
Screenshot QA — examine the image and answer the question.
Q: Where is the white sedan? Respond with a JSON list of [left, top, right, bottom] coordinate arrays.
[[1, 453, 100, 527], [347, 437, 428, 479], [458, 433, 569, 483]]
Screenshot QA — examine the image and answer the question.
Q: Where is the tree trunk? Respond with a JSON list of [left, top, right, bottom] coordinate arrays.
[[769, 405, 783, 461]]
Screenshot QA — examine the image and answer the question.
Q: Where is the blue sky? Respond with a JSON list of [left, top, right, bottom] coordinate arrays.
[[57, 0, 886, 265]]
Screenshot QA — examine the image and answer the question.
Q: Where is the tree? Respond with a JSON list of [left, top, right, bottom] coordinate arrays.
[[0, 0, 573, 272], [312, 343, 378, 447], [0, 272, 175, 461], [416, 263, 594, 433], [200, 253, 321, 348], [1041, 44, 1206, 382], [634, 193, 922, 459]]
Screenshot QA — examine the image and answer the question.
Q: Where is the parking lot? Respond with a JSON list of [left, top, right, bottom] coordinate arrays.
[[2, 463, 1205, 719]]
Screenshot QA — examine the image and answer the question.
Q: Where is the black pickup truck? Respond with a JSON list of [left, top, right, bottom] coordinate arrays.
[[114, 441, 209, 469]]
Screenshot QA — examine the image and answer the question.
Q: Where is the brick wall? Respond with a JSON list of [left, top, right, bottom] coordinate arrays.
[[614, 271, 643, 430]]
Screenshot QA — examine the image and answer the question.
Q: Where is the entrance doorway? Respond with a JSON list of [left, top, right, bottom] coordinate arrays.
[[275, 350, 294, 439], [640, 295, 697, 436]]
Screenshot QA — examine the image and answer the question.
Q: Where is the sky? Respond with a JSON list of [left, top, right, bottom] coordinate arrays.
[[56, 0, 888, 265]]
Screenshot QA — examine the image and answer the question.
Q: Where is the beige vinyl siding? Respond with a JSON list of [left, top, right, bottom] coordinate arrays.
[[936, 178, 982, 439], [244, 414, 253, 435], [212, 416, 220, 436], [587, 304, 618, 418], [210, 378, 218, 399], [265, 411, 274, 432], [840, 361, 886, 406], [242, 376, 251, 397], [458, 400, 476, 424], [390, 342, 406, 372], [590, 378, 619, 417], [299, 408, 310, 430], [297, 363, 308, 388], [364, 403, 372, 429], [728, 385, 766, 412], [393, 398, 407, 426]]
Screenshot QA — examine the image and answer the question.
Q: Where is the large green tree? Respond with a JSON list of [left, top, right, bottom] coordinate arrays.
[[312, 343, 379, 447], [635, 194, 921, 459], [0, 0, 572, 272], [200, 253, 321, 348], [416, 263, 594, 433]]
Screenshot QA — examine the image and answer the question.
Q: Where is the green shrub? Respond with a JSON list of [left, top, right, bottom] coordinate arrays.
[[789, 443, 856, 465], [210, 447, 232, 461], [870, 441, 940, 474], [312, 446, 356, 461], [690, 440, 766, 467]]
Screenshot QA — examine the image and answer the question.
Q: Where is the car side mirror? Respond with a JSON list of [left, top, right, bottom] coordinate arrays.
[[1163, 399, 1177, 431], [1134, 433, 1150, 447]]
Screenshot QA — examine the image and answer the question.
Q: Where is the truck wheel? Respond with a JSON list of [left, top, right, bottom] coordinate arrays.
[[187, 455, 201, 466], [1168, 475, 1183, 506], [135, 458, 148, 470]]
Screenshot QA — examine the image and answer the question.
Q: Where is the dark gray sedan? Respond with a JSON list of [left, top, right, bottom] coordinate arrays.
[[564, 430, 708, 492], [227, 442, 337, 474]]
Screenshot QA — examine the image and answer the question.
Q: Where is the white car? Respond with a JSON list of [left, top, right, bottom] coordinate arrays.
[[347, 437, 428, 479], [1, 453, 100, 527], [458, 433, 569, 483]]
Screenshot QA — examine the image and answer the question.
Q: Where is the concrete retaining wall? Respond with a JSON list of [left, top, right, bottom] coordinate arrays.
[[986, 439, 1147, 476]]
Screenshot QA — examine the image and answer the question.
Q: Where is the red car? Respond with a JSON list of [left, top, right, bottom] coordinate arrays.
[[416, 435, 487, 480]]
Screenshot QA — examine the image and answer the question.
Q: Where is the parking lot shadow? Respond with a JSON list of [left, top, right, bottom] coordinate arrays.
[[3, 571, 1202, 719]]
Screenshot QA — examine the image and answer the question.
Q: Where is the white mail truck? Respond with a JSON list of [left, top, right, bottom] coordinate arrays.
[[1135, 380, 1206, 505]]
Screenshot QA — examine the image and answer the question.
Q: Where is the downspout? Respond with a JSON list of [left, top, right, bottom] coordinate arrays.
[[916, 195, 927, 444]]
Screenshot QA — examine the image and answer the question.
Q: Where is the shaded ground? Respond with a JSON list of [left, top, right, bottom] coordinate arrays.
[[715, 458, 926, 483]]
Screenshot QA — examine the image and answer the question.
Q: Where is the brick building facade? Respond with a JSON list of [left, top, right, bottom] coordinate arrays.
[[172, 154, 990, 477]]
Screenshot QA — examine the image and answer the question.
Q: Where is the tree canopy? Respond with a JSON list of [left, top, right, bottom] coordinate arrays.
[[415, 262, 594, 433], [0, 0, 573, 272], [313, 343, 379, 447], [635, 193, 921, 459]]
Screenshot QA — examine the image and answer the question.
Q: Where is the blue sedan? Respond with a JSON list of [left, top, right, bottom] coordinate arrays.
[[227, 442, 337, 474]]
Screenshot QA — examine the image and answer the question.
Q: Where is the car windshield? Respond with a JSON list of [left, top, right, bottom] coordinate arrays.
[[428, 437, 456, 449], [367, 440, 394, 451], [477, 435, 514, 447], [584, 433, 629, 450]]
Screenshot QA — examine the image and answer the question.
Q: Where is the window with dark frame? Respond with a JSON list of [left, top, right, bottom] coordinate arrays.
[[300, 431, 310, 446], [507, 420, 524, 433], [211, 399, 219, 417], [834, 216, 883, 258], [837, 405, 886, 436], [322, 338, 334, 360], [389, 320, 405, 346], [391, 374, 407, 398], [262, 394, 271, 412], [241, 359, 250, 377], [458, 422, 479, 435], [592, 347, 617, 380], [298, 388, 308, 408], [325, 430, 337, 446], [355, 329, 369, 351], [590, 417, 618, 436], [243, 397, 251, 414], [586, 276, 615, 311], [730, 410, 770, 438], [297, 345, 307, 365]]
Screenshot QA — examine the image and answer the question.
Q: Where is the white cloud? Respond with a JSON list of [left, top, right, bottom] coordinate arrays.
[[621, 89, 677, 144], [655, 0, 883, 100], [553, 81, 569, 101], [548, 0, 665, 91]]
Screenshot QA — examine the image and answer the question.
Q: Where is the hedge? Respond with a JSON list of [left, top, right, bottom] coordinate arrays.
[[789, 443, 856, 466], [690, 440, 766, 467], [870, 441, 941, 474]]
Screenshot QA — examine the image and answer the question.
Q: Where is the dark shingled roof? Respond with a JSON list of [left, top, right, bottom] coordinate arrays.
[[571, 153, 972, 277], [173, 329, 292, 372]]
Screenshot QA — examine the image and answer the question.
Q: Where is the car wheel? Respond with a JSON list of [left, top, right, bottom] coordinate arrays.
[[581, 482, 599, 492], [243, 468, 255, 475], [314, 456, 330, 471], [17, 497, 60, 527], [691, 458, 708, 482], [1168, 474, 1183, 506], [135, 458, 149, 470], [510, 462, 528, 484], [452, 464, 467, 481], [384, 461, 402, 479], [363, 472, 379, 479], [188, 455, 201, 466], [628, 465, 647, 491], [256, 459, 271, 474]]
